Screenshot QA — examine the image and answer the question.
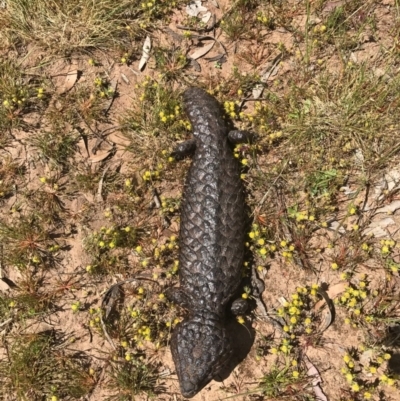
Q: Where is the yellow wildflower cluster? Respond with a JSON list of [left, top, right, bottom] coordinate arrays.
[[256, 12, 272, 26], [340, 346, 396, 397], [160, 195, 180, 216], [2, 88, 28, 109], [159, 105, 180, 124], [276, 284, 320, 336], [380, 239, 395, 255], [270, 338, 294, 355], [93, 76, 114, 98], [142, 168, 161, 182], [313, 25, 327, 34], [292, 210, 315, 222], [153, 235, 179, 263], [223, 100, 239, 119], [247, 223, 276, 258], [335, 276, 383, 328], [87, 225, 136, 253]]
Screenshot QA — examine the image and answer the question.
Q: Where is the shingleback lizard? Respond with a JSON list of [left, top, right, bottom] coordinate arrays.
[[166, 87, 251, 398]]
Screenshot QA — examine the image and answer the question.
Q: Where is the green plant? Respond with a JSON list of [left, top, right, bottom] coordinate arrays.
[[0, 332, 96, 400], [106, 357, 161, 400], [0, 215, 58, 269]]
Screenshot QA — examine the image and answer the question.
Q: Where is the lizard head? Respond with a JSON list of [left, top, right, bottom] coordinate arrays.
[[170, 315, 232, 398]]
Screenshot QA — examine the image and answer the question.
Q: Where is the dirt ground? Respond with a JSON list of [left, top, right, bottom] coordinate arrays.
[[1, 1, 400, 400]]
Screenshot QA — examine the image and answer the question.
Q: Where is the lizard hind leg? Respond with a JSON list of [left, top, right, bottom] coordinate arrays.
[[228, 130, 258, 144], [171, 139, 197, 161]]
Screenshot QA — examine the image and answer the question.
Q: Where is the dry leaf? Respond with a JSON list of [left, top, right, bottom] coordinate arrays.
[[108, 132, 131, 146], [120, 73, 130, 84], [201, 11, 212, 24], [87, 139, 113, 163], [354, 148, 364, 165], [327, 282, 349, 299], [328, 221, 346, 234], [340, 186, 357, 197], [189, 40, 215, 60], [0, 279, 11, 292], [138, 36, 151, 71], [375, 200, 400, 214], [314, 282, 348, 311], [385, 169, 400, 191], [304, 355, 328, 401], [365, 168, 400, 209], [186, 1, 207, 17], [252, 84, 264, 99], [363, 217, 396, 237], [57, 69, 78, 94], [89, 149, 112, 163], [350, 52, 358, 63], [323, 0, 347, 13]]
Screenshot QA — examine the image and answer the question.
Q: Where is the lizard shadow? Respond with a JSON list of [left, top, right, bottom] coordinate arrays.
[[215, 318, 255, 383]]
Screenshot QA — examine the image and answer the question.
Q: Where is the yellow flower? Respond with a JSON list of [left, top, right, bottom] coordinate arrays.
[[380, 374, 388, 382], [280, 345, 288, 353], [292, 371, 299, 378], [351, 382, 360, 392], [361, 243, 369, 251], [345, 373, 353, 383]]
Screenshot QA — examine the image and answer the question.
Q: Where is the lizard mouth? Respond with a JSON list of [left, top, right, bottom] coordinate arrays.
[[180, 381, 198, 398]]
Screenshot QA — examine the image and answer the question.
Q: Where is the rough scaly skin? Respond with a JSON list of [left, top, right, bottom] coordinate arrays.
[[169, 87, 246, 398]]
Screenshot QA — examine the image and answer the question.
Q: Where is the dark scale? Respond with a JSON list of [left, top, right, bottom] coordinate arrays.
[[166, 87, 254, 398]]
